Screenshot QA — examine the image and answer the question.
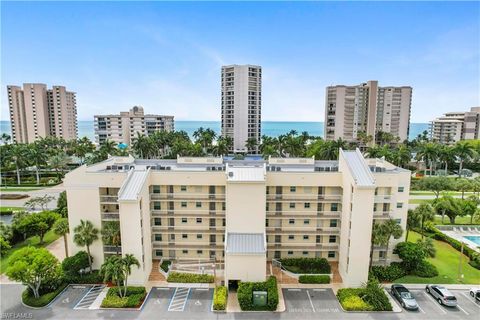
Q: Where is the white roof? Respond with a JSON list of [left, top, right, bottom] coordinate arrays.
[[118, 169, 149, 201], [341, 149, 375, 187], [226, 164, 265, 182], [226, 233, 265, 255]]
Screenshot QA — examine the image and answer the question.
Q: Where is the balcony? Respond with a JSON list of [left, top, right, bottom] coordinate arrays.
[[374, 195, 393, 203], [103, 245, 121, 254], [266, 194, 342, 202], [150, 209, 225, 216], [373, 211, 393, 219], [150, 193, 226, 200], [100, 195, 118, 203], [101, 212, 119, 220]]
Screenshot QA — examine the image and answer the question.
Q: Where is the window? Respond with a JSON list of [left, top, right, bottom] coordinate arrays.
[[304, 219, 310, 225], [288, 235, 294, 240], [181, 202, 187, 208], [303, 235, 309, 240], [302, 251, 308, 255], [304, 187, 312, 193], [154, 234, 162, 241], [398, 186, 404, 192], [265, 219, 269, 227], [329, 235, 336, 243], [289, 203, 295, 209], [197, 250, 203, 254], [155, 250, 163, 257], [153, 202, 161, 210], [289, 219, 295, 224], [153, 185, 160, 193], [182, 234, 188, 239], [328, 251, 336, 258], [331, 203, 338, 211], [395, 219, 401, 224], [397, 203, 403, 208], [170, 234, 175, 240], [196, 218, 202, 223], [181, 218, 187, 223], [329, 219, 338, 228], [181, 185, 187, 191], [290, 186, 296, 192], [196, 234, 203, 239], [182, 250, 188, 254], [154, 218, 161, 226], [304, 203, 310, 208], [196, 202, 202, 208], [287, 251, 293, 255], [379, 251, 386, 259]]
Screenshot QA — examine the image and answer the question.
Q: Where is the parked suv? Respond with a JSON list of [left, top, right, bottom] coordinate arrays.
[[470, 288, 480, 301], [391, 284, 419, 310], [425, 285, 457, 307]]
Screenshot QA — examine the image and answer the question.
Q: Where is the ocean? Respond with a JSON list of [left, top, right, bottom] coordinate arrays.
[[0, 120, 429, 141]]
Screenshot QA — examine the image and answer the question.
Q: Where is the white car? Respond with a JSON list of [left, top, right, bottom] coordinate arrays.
[[470, 288, 480, 301]]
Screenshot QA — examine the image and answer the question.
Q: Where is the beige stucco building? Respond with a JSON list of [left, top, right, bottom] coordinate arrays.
[[7, 83, 78, 143], [221, 65, 262, 153], [325, 81, 412, 145], [64, 149, 410, 287], [94, 106, 174, 146], [430, 107, 480, 144]]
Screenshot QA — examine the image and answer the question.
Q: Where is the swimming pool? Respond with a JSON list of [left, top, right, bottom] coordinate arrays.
[[463, 236, 480, 246]]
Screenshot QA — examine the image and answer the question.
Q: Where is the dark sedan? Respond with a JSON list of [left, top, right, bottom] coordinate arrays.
[[391, 284, 419, 310]]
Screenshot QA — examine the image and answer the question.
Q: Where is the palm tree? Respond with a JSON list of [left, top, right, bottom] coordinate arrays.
[[132, 132, 153, 159], [101, 221, 121, 255], [433, 195, 454, 224], [438, 145, 454, 174], [416, 142, 439, 176], [393, 145, 411, 168], [73, 137, 95, 164], [10, 143, 27, 185], [0, 133, 11, 144], [121, 254, 140, 297], [416, 237, 436, 258], [73, 220, 99, 271], [245, 137, 258, 154], [413, 203, 435, 239], [99, 139, 118, 156], [453, 141, 475, 177], [53, 218, 69, 257], [101, 255, 125, 295], [369, 223, 388, 271], [382, 219, 403, 265], [406, 209, 420, 241], [28, 142, 47, 185], [49, 152, 69, 180]]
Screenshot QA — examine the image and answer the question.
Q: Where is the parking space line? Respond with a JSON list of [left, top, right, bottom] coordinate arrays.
[[168, 287, 191, 311], [157, 288, 170, 291], [423, 292, 447, 314], [313, 289, 326, 292], [306, 290, 316, 313], [288, 289, 301, 291], [417, 305, 426, 314], [195, 288, 209, 291], [456, 305, 469, 315], [461, 292, 480, 309]]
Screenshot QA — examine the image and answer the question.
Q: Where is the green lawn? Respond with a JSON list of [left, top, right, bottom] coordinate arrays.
[[0, 230, 61, 274], [408, 199, 433, 204], [434, 215, 478, 225], [409, 191, 475, 196], [0, 206, 24, 213], [0, 186, 45, 192], [396, 232, 480, 284]]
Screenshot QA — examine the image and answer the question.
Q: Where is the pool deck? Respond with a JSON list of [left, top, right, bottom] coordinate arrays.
[[437, 225, 480, 253]]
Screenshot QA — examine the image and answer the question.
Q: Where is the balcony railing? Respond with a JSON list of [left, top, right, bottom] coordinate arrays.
[[100, 195, 118, 203], [266, 194, 342, 201], [150, 209, 225, 215], [150, 193, 226, 200], [373, 211, 393, 219], [101, 213, 119, 220], [103, 245, 121, 253], [374, 195, 393, 203]]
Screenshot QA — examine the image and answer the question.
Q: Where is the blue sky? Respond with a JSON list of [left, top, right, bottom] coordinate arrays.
[[1, 1, 479, 122]]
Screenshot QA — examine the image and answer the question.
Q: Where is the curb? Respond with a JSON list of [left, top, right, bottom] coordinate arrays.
[[21, 284, 70, 309]]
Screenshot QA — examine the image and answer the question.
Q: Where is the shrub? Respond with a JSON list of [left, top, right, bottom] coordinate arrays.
[[62, 251, 91, 277], [279, 258, 331, 274], [160, 260, 171, 272], [413, 260, 438, 278], [298, 275, 330, 284], [22, 283, 68, 308], [167, 272, 214, 283], [342, 296, 374, 311], [394, 242, 427, 272], [336, 288, 364, 302], [213, 286, 227, 311], [237, 276, 278, 311], [362, 278, 392, 311], [101, 286, 147, 308], [63, 270, 103, 284], [370, 262, 407, 282]]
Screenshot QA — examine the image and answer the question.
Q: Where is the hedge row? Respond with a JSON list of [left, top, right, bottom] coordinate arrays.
[[337, 284, 392, 312], [370, 262, 407, 282], [167, 272, 214, 283], [279, 258, 331, 274], [425, 225, 480, 270], [237, 276, 278, 311], [213, 286, 227, 311], [101, 286, 147, 308], [298, 275, 330, 284], [22, 283, 68, 308]]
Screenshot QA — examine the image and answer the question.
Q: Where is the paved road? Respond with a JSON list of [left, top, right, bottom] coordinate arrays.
[[2, 284, 479, 320]]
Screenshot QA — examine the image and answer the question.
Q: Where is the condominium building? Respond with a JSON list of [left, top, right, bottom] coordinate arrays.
[[430, 107, 480, 144], [94, 106, 174, 145], [7, 83, 78, 143], [64, 149, 410, 287], [325, 81, 412, 144], [221, 65, 261, 153]]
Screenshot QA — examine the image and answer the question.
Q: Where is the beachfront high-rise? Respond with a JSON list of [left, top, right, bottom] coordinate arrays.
[[7, 83, 78, 143], [221, 65, 262, 153], [430, 107, 480, 144], [64, 150, 410, 287], [94, 106, 174, 146], [325, 81, 412, 144]]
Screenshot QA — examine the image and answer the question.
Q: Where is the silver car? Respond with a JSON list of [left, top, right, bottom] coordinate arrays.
[[425, 285, 458, 307], [391, 284, 419, 310]]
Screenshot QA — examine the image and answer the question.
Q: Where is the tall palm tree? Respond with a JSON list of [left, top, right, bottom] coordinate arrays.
[[416, 142, 439, 176], [132, 132, 153, 159], [438, 145, 454, 174], [49, 152, 69, 180], [393, 145, 411, 168], [413, 203, 435, 239], [121, 254, 140, 297], [53, 218, 70, 257], [101, 221, 121, 255], [28, 142, 47, 185], [73, 220, 99, 271], [369, 223, 388, 271], [382, 219, 403, 265], [10, 143, 27, 185], [245, 137, 258, 154], [99, 139, 118, 157], [453, 141, 475, 177], [101, 256, 125, 295]]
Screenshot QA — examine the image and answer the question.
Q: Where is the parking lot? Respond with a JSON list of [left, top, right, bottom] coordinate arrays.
[[283, 288, 341, 314], [143, 287, 213, 313]]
